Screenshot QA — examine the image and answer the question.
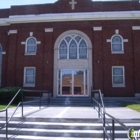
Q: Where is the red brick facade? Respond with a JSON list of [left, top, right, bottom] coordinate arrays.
[[0, 0, 140, 97]]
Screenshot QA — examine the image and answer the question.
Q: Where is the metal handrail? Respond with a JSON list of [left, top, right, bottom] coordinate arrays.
[[0, 89, 21, 113], [92, 89, 129, 140], [0, 89, 21, 139], [0, 89, 52, 139]]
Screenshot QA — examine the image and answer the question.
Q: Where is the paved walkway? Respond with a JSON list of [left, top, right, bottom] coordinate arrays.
[[0, 98, 140, 119], [0, 105, 140, 119]]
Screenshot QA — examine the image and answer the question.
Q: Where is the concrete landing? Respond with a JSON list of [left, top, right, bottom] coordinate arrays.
[[0, 105, 140, 119], [0, 98, 140, 119], [0, 106, 98, 119]]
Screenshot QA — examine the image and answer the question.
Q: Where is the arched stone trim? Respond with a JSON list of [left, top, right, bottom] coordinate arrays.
[[53, 30, 93, 97], [54, 30, 92, 50]]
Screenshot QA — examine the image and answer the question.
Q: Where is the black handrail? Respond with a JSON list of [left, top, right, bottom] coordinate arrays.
[[92, 89, 129, 140], [0, 89, 52, 139], [0, 89, 21, 112], [0, 89, 21, 139]]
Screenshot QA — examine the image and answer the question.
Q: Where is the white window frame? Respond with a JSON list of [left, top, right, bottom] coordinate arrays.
[[23, 67, 36, 87], [112, 66, 125, 87], [58, 34, 88, 59], [111, 35, 124, 54], [25, 37, 37, 55], [0, 44, 2, 87]]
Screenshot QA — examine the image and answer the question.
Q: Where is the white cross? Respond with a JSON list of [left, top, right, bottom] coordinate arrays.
[[69, 0, 77, 10]]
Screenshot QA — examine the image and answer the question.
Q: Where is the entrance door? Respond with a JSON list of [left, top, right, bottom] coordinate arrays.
[[58, 69, 88, 96]]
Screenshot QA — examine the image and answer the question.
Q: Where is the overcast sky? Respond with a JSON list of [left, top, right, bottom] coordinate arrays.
[[0, 0, 116, 9]]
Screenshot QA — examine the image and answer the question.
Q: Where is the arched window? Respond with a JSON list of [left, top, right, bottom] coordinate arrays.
[[0, 45, 2, 86], [59, 35, 88, 59], [25, 37, 37, 54], [59, 40, 67, 59], [69, 40, 77, 59], [79, 39, 87, 59], [111, 35, 123, 53]]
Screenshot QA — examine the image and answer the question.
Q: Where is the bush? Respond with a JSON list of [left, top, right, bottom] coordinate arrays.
[[0, 87, 22, 104]]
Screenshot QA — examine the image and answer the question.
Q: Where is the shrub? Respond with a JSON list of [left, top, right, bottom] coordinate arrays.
[[0, 87, 22, 104]]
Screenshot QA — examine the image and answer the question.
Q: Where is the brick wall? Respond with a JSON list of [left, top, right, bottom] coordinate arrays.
[[0, 1, 140, 97]]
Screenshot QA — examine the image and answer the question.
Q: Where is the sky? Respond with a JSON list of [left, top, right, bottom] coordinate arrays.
[[0, 0, 116, 9], [0, 0, 57, 9]]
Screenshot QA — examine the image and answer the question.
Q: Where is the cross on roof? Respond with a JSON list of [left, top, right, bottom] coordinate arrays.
[[69, 0, 77, 10]]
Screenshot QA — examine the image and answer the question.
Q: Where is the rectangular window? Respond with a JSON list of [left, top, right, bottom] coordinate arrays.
[[112, 66, 125, 87], [23, 67, 36, 87]]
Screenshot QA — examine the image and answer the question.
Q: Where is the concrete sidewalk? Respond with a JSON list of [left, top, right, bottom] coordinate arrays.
[[0, 105, 140, 119]]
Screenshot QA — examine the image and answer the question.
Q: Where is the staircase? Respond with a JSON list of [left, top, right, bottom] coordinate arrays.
[[0, 117, 103, 140], [23, 97, 92, 107], [0, 96, 140, 140], [0, 117, 140, 140], [49, 97, 92, 106]]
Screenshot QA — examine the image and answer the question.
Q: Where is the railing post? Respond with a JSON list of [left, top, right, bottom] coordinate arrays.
[[39, 92, 41, 109], [21, 91, 24, 117], [103, 113, 105, 140], [6, 109, 8, 139], [98, 91, 100, 104], [48, 93, 51, 106], [98, 104, 100, 118], [93, 100, 95, 109], [112, 119, 115, 140], [91, 90, 93, 103]]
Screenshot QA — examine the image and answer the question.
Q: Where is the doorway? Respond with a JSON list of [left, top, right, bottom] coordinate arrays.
[[58, 69, 88, 96]]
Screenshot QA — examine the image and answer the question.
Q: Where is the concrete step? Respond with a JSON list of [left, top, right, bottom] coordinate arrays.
[[0, 117, 103, 139], [23, 97, 92, 107], [50, 97, 92, 106], [0, 117, 140, 140], [1, 128, 103, 138], [0, 121, 103, 130], [1, 121, 140, 131], [0, 134, 135, 140], [0, 134, 114, 140]]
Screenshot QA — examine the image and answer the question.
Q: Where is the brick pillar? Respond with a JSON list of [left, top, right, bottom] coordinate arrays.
[[7, 30, 18, 86], [93, 27, 104, 92], [132, 26, 140, 96], [43, 28, 54, 93]]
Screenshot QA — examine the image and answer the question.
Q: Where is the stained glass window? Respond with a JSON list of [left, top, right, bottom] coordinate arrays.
[[69, 40, 77, 59], [59, 40, 67, 59], [59, 35, 88, 59], [79, 40, 87, 59]]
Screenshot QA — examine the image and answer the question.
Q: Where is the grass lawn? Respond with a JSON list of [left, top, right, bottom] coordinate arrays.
[[0, 105, 16, 110], [123, 103, 140, 112]]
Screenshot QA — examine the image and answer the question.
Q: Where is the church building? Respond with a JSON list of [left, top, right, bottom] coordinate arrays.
[[0, 0, 140, 97]]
